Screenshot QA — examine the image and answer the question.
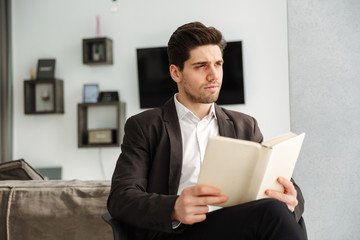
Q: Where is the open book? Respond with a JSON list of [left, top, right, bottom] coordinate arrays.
[[197, 132, 305, 207]]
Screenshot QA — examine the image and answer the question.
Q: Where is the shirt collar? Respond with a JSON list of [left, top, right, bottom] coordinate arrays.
[[174, 94, 217, 121]]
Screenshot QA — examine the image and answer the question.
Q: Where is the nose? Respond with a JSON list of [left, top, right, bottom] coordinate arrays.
[[206, 65, 220, 82]]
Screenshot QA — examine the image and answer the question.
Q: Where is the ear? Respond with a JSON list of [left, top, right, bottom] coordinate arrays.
[[170, 64, 181, 83]]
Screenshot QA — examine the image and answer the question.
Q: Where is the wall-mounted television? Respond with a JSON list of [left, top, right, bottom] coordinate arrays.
[[136, 41, 245, 109]]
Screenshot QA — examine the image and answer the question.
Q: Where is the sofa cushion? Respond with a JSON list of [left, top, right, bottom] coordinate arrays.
[[0, 159, 44, 180], [0, 180, 112, 240]]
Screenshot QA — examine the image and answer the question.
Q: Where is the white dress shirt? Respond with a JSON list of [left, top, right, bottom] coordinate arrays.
[[174, 95, 221, 213]]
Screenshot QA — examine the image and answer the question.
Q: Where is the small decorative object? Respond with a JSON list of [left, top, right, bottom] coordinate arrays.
[[110, 0, 118, 12], [92, 43, 104, 61], [35, 83, 54, 112], [96, 15, 100, 37], [41, 90, 50, 101], [88, 129, 115, 144], [30, 68, 35, 80], [98, 91, 119, 102], [83, 84, 99, 103], [36, 59, 56, 79]]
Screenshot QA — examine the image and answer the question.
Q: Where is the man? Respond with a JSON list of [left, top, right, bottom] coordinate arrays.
[[108, 22, 305, 240]]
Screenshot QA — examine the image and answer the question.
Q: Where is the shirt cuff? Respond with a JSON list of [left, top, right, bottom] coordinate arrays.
[[172, 220, 181, 229]]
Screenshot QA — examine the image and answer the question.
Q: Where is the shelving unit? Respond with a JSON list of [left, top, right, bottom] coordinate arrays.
[[24, 79, 64, 114], [77, 101, 126, 148]]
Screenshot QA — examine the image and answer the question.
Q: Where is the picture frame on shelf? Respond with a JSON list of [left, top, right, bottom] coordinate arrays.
[[98, 91, 119, 102], [83, 84, 99, 103], [36, 59, 56, 80]]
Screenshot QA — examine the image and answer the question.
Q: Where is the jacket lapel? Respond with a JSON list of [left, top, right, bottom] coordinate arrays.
[[215, 104, 237, 138], [162, 98, 183, 195]]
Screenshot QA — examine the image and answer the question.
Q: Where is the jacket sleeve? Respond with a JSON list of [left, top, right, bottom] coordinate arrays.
[[292, 179, 305, 222], [107, 116, 178, 233]]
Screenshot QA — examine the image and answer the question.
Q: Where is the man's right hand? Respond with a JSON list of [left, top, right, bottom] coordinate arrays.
[[171, 185, 228, 225]]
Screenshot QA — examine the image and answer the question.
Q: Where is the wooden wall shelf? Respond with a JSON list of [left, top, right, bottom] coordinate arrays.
[[24, 79, 64, 114], [77, 101, 126, 148], [82, 37, 113, 65]]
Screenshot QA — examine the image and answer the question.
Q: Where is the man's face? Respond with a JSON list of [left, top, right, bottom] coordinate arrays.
[[173, 44, 223, 104]]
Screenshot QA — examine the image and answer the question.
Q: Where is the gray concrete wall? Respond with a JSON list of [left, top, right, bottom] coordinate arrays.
[[288, 1, 360, 239]]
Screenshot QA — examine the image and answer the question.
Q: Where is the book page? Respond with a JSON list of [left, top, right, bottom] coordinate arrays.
[[262, 132, 297, 148], [256, 133, 305, 199], [245, 148, 273, 202]]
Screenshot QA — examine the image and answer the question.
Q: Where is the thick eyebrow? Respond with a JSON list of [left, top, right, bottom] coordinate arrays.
[[191, 61, 208, 66], [191, 59, 224, 66]]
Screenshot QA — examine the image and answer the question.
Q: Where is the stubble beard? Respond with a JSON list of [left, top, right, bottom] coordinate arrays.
[[183, 81, 221, 104]]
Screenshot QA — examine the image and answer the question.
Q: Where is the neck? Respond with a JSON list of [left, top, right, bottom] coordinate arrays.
[[176, 94, 212, 120]]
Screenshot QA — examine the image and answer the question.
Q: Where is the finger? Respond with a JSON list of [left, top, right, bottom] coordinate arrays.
[[265, 189, 297, 211], [180, 204, 209, 216], [265, 189, 290, 203], [184, 213, 207, 225], [192, 185, 222, 196], [193, 213, 207, 222], [197, 195, 228, 206], [277, 177, 297, 195], [192, 205, 210, 215]]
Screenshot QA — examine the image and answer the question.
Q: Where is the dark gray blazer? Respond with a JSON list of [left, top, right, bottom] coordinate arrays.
[[107, 98, 304, 240]]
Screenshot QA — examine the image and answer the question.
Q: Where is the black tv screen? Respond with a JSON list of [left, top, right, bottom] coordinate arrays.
[[136, 41, 245, 108]]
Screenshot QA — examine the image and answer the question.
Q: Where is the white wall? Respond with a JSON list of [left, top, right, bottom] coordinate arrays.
[[12, 0, 291, 180], [288, 1, 360, 239]]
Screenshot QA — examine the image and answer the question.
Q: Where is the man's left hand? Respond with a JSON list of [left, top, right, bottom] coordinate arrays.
[[265, 177, 298, 212]]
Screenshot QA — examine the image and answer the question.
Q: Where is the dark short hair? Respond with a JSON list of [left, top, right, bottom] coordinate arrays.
[[167, 22, 226, 71]]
